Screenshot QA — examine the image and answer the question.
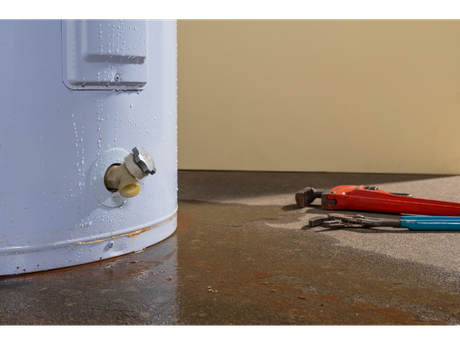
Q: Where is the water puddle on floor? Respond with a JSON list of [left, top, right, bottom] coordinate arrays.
[[1, 200, 460, 324], [0, 234, 180, 325]]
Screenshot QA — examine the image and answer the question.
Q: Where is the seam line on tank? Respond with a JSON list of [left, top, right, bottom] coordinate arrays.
[[0, 208, 178, 254], [74, 210, 178, 245]]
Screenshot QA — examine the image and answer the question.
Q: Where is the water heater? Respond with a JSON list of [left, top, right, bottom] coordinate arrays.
[[0, 20, 177, 275]]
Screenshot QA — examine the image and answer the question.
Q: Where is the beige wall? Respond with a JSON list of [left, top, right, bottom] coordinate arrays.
[[177, 20, 460, 174]]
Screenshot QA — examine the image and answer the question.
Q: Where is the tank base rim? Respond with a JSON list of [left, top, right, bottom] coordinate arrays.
[[0, 211, 178, 276]]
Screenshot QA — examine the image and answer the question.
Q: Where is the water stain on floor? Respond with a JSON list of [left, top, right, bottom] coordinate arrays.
[[175, 200, 460, 325]]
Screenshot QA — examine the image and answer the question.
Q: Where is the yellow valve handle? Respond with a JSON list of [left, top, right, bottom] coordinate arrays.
[[118, 178, 141, 198]]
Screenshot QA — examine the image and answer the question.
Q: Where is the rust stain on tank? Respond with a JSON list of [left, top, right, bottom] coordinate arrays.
[[74, 211, 178, 245]]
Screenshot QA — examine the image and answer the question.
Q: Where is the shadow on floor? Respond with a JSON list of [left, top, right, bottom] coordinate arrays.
[[178, 170, 457, 203]]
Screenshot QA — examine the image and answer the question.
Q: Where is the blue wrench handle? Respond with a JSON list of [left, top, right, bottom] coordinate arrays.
[[400, 216, 460, 230]]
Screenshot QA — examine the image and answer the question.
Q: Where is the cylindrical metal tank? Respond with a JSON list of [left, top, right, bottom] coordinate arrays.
[[0, 20, 177, 275]]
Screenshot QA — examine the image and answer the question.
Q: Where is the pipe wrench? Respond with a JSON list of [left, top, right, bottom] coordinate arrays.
[[296, 185, 460, 216]]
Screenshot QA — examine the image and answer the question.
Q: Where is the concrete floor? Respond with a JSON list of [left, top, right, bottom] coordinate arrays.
[[2, 170, 460, 325]]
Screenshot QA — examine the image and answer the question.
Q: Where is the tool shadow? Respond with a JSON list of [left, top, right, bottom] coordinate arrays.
[[300, 207, 460, 234]]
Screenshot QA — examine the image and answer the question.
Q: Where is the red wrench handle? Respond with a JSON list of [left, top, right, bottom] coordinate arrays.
[[325, 185, 460, 216]]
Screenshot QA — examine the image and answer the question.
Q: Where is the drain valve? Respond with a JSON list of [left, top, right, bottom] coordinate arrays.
[[104, 147, 156, 198]]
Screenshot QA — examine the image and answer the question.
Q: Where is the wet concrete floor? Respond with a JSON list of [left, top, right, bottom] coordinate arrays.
[[2, 171, 460, 325]]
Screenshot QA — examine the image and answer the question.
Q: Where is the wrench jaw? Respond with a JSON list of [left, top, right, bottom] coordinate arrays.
[[295, 188, 311, 208], [295, 187, 325, 208], [307, 214, 358, 229], [295, 187, 340, 209], [322, 219, 364, 228], [308, 214, 352, 228], [308, 215, 330, 227], [308, 213, 401, 229], [308, 214, 341, 228]]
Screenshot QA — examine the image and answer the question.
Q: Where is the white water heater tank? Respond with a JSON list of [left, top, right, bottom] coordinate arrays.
[[0, 20, 178, 275]]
